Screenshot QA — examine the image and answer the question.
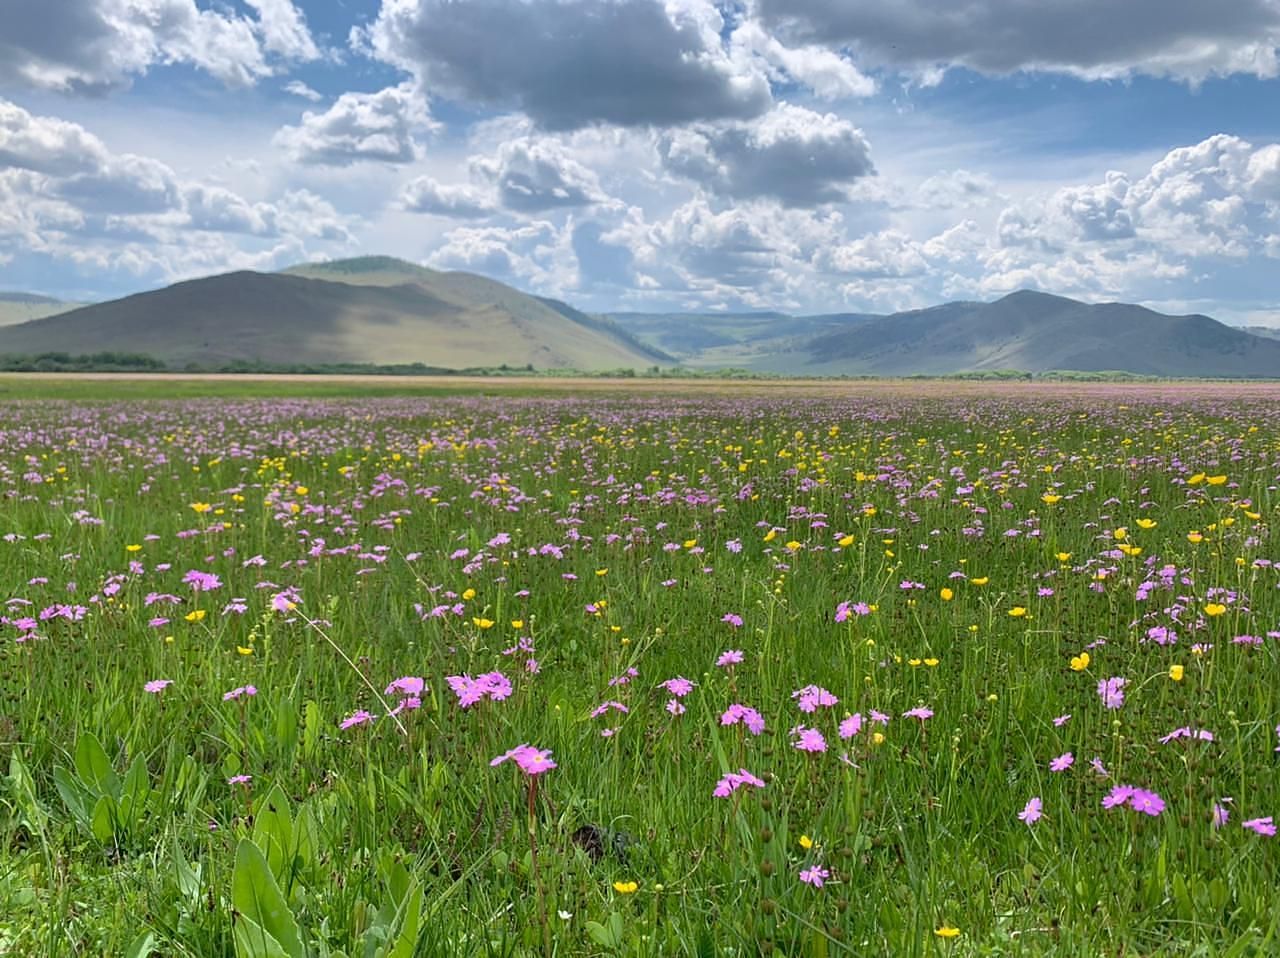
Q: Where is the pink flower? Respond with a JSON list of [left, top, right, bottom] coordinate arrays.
[[799, 865, 829, 888], [590, 700, 629, 718], [721, 613, 743, 628], [1049, 752, 1074, 772], [227, 774, 252, 786], [447, 671, 512, 708], [791, 726, 827, 753], [385, 676, 425, 697], [1052, 714, 1071, 727], [144, 679, 172, 694], [1019, 796, 1043, 825], [660, 676, 695, 697], [1102, 784, 1135, 809], [665, 698, 686, 716], [1211, 802, 1231, 829], [716, 649, 744, 668], [838, 713, 863, 739], [1243, 816, 1276, 836], [712, 768, 765, 798], [902, 706, 933, 721], [490, 744, 557, 776], [1097, 676, 1127, 709], [1129, 789, 1165, 816], [340, 710, 374, 730], [721, 703, 766, 735], [792, 684, 838, 712], [223, 685, 257, 701]]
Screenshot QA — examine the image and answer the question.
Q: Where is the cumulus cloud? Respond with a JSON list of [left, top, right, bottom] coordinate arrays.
[[283, 80, 324, 102], [660, 103, 874, 207], [359, 0, 771, 130], [0, 0, 320, 93], [427, 221, 560, 284], [470, 137, 610, 212], [730, 20, 875, 99], [400, 176, 494, 218], [756, 0, 1280, 83], [0, 99, 352, 279], [274, 83, 436, 166]]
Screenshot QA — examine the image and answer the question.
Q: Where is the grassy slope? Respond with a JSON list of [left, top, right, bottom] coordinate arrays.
[[0, 293, 82, 327], [0, 261, 662, 370]]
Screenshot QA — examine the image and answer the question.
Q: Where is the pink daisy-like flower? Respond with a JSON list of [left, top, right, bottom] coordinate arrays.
[[716, 649, 744, 668], [144, 679, 172, 694], [490, 744, 557, 776], [1018, 796, 1043, 825], [1243, 816, 1276, 836], [792, 726, 828, 753], [712, 768, 765, 798], [838, 713, 863, 739], [340, 710, 374, 730], [1049, 752, 1074, 772], [799, 865, 830, 888]]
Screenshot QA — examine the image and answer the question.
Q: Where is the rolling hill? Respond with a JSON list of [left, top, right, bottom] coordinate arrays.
[[772, 291, 1280, 377], [0, 292, 82, 327], [0, 257, 670, 370]]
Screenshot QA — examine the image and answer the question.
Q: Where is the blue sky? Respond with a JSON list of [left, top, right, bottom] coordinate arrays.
[[2, 0, 1279, 324]]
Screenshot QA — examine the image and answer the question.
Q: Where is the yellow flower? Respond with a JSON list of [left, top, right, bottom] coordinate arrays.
[[612, 881, 638, 894], [837, 534, 855, 547], [1136, 518, 1157, 529], [472, 617, 494, 630], [184, 609, 206, 623], [1113, 527, 1127, 541], [595, 568, 609, 577], [785, 540, 802, 551], [189, 502, 211, 514], [923, 657, 939, 667], [871, 732, 886, 746], [1204, 603, 1227, 617], [462, 588, 476, 601], [935, 926, 961, 939], [1040, 493, 1061, 505], [799, 834, 814, 850], [511, 619, 524, 629], [1188, 473, 1206, 485], [295, 485, 309, 495], [862, 505, 877, 517], [1207, 475, 1228, 486], [125, 544, 142, 552], [1187, 531, 1203, 544], [971, 577, 989, 586], [763, 529, 777, 542], [939, 587, 954, 601], [909, 658, 922, 667], [1008, 607, 1027, 618], [683, 539, 697, 549], [1069, 652, 1090, 671], [1169, 664, 1185, 682], [1055, 552, 1071, 562], [236, 645, 254, 656]]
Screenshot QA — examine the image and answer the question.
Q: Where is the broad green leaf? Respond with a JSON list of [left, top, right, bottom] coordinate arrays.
[[172, 836, 202, 902], [386, 883, 424, 958], [118, 753, 150, 832], [124, 930, 157, 958], [232, 839, 305, 958], [233, 913, 293, 958], [302, 701, 321, 761], [52, 765, 91, 828], [7, 752, 48, 836], [91, 794, 117, 844], [74, 733, 119, 799], [253, 784, 293, 884]]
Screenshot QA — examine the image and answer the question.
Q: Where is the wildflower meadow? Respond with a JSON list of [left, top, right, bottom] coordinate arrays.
[[1, 380, 1278, 956]]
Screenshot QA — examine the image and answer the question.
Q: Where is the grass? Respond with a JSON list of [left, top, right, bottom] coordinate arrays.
[[0, 383, 1278, 956]]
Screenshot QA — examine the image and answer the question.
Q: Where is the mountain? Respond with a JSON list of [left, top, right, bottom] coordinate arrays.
[[749, 291, 1280, 378], [0, 257, 670, 370], [0, 292, 82, 327], [606, 310, 880, 367]]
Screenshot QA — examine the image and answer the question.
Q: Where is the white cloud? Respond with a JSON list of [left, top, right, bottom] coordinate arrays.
[[470, 137, 610, 211], [756, 0, 1280, 84], [400, 176, 494, 218], [283, 80, 324, 102], [273, 83, 436, 166], [359, 0, 771, 129], [659, 103, 874, 207], [0, 0, 320, 93], [730, 20, 875, 100]]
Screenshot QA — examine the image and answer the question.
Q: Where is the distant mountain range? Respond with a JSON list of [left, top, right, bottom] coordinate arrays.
[[0, 257, 668, 370], [0, 292, 84, 327], [607, 292, 1280, 378], [1, 259, 1279, 377]]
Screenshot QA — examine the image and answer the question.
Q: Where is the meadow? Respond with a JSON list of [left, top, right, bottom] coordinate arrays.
[[1, 377, 1278, 956]]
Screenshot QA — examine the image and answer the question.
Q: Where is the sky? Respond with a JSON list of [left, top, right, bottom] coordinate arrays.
[[1, 1, 1280, 324]]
